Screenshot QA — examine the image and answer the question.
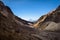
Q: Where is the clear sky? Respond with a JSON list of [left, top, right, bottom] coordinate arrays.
[[2, 0, 60, 21]]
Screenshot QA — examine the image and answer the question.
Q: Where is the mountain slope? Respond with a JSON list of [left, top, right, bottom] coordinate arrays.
[[0, 1, 41, 40], [1, 1, 60, 40], [33, 5, 60, 31]]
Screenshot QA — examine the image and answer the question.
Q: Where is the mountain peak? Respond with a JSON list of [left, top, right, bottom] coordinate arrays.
[[33, 5, 60, 30], [0, 1, 4, 6]]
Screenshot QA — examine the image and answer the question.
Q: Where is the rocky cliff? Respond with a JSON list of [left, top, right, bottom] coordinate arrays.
[[33, 5, 60, 31], [0, 1, 40, 40]]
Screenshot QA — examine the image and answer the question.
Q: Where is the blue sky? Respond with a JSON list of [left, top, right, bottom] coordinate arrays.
[[2, 0, 60, 21]]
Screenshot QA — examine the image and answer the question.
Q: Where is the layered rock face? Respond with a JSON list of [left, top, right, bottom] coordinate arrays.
[[33, 5, 60, 31]]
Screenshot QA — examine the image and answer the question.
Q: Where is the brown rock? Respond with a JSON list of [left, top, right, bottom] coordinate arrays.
[[0, 1, 40, 40], [33, 5, 60, 31]]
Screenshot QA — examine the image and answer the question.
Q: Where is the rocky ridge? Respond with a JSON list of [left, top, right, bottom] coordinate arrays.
[[33, 5, 60, 31], [0, 1, 40, 40]]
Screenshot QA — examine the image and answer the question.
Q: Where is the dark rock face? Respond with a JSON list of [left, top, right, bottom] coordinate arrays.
[[0, 1, 40, 40]]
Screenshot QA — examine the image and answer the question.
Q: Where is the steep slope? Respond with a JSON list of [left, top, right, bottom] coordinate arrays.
[[0, 1, 41, 40], [0, 1, 33, 26], [33, 5, 60, 31]]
